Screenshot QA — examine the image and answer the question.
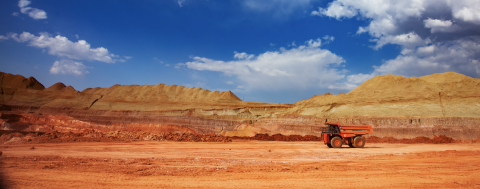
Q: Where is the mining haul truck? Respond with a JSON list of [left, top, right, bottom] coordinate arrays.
[[321, 122, 373, 148]]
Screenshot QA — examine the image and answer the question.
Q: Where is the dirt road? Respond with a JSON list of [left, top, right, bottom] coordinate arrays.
[[1, 141, 480, 188]]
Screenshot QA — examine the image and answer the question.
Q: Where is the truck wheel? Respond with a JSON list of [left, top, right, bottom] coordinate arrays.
[[326, 143, 333, 148], [348, 138, 355, 148], [353, 137, 365, 148], [330, 137, 343, 148]]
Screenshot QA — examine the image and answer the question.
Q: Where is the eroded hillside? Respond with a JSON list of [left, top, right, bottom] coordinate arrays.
[[0, 71, 479, 139]]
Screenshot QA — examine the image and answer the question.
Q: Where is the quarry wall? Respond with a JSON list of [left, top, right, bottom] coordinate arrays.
[[1, 71, 479, 140]]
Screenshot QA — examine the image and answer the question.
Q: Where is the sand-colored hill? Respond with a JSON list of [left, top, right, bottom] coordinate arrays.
[[73, 84, 244, 111], [1, 71, 479, 139], [0, 71, 248, 111], [291, 72, 480, 118], [0, 72, 45, 103]]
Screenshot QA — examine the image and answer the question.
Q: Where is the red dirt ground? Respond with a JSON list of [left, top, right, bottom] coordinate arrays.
[[1, 140, 480, 188], [2, 130, 478, 145]]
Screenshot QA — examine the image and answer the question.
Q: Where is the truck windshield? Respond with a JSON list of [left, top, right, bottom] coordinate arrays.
[[327, 125, 340, 133]]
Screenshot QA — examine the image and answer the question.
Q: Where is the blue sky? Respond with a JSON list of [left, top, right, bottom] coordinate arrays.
[[1, 0, 480, 103]]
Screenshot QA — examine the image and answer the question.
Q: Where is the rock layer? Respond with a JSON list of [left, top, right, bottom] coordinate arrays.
[[0, 71, 479, 139]]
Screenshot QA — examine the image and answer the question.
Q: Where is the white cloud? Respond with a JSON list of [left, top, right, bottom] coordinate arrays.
[[234, 51, 255, 60], [451, 0, 480, 25], [50, 59, 90, 76], [177, 0, 185, 7], [416, 45, 435, 55], [178, 38, 347, 91], [305, 38, 322, 47], [226, 81, 234, 85], [346, 73, 376, 84], [372, 32, 425, 50], [328, 83, 358, 90], [315, 0, 480, 87], [270, 43, 276, 47], [6, 32, 123, 63], [18, 0, 30, 7], [348, 37, 480, 81], [0, 35, 8, 41], [424, 18, 452, 28], [311, 1, 358, 19], [18, 0, 47, 19], [423, 18, 459, 33], [12, 12, 20, 16], [75, 34, 79, 39], [322, 35, 335, 44], [314, 0, 480, 47], [124, 56, 132, 59]]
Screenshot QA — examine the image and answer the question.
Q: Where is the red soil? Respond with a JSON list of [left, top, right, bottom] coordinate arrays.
[[2, 130, 479, 146], [366, 135, 463, 144], [230, 133, 480, 144], [0, 130, 232, 145], [2, 142, 480, 188]]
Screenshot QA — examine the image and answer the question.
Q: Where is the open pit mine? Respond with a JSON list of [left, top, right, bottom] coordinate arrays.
[[1, 71, 479, 140]]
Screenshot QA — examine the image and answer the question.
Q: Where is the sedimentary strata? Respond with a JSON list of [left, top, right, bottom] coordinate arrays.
[[1, 71, 479, 139]]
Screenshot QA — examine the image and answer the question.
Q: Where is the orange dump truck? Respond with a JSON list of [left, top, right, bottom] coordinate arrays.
[[321, 122, 373, 148]]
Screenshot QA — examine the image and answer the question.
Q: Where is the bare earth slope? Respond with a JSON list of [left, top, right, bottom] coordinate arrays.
[[0, 71, 479, 139], [292, 72, 480, 117]]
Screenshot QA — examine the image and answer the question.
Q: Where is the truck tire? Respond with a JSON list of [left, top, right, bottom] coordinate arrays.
[[326, 143, 333, 148], [353, 137, 365, 148], [348, 138, 355, 148], [330, 137, 343, 148]]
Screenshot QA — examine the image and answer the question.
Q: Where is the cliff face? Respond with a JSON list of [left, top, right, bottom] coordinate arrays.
[[0, 71, 479, 139]]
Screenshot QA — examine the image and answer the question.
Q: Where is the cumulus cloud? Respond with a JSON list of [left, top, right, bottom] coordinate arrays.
[[0, 35, 8, 41], [6, 32, 123, 63], [372, 32, 425, 50], [313, 0, 480, 46], [18, 0, 47, 19], [311, 1, 358, 18], [233, 51, 255, 60], [50, 59, 90, 76], [424, 18, 459, 33], [178, 38, 352, 91], [314, 0, 480, 85], [451, 1, 480, 25]]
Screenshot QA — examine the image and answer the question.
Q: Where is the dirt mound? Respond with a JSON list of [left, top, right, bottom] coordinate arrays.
[[349, 72, 480, 96], [293, 72, 480, 118], [45, 82, 67, 91], [0, 72, 45, 91], [1, 130, 479, 144], [229, 133, 322, 141], [0, 72, 45, 103], [80, 84, 243, 107], [365, 135, 468, 144], [0, 130, 232, 144], [0, 71, 250, 112], [218, 90, 242, 102]]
